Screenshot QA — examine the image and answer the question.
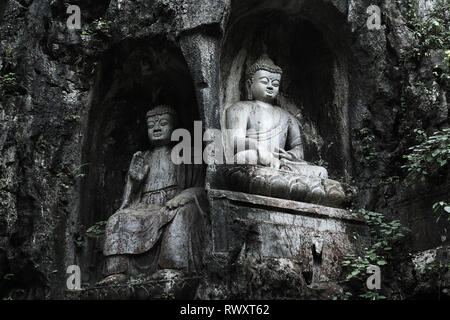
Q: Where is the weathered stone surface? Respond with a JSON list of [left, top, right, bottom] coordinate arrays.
[[213, 165, 356, 208], [410, 245, 450, 299], [0, 0, 448, 300], [66, 269, 201, 300], [198, 188, 368, 298]]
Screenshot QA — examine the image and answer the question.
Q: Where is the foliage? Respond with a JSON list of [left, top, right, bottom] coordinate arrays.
[[86, 220, 107, 236], [358, 291, 387, 300], [56, 163, 88, 192], [432, 201, 450, 221], [356, 128, 379, 168], [401, 128, 449, 184], [404, 0, 450, 58], [416, 260, 450, 295], [404, 0, 450, 85], [0, 72, 16, 95], [3, 273, 14, 280], [82, 19, 112, 37], [73, 220, 106, 248], [400, 0, 450, 233], [313, 158, 329, 169], [5, 44, 13, 58], [380, 176, 400, 186], [342, 209, 409, 300], [73, 236, 84, 249], [70, 163, 88, 180], [417, 260, 450, 275]]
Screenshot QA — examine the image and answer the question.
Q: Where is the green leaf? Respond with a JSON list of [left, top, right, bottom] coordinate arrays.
[[377, 260, 387, 266], [3, 273, 14, 280], [351, 270, 360, 276]]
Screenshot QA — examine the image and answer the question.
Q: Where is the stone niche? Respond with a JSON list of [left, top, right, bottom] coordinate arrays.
[[200, 1, 367, 299], [219, 2, 353, 178], [75, 38, 200, 287]]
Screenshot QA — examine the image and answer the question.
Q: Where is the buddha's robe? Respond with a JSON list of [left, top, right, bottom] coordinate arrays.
[[226, 101, 328, 178]]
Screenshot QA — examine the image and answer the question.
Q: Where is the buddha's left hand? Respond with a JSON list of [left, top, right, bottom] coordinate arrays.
[[166, 188, 200, 209]]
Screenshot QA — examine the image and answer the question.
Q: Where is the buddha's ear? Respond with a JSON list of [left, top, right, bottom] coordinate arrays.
[[246, 79, 253, 100]]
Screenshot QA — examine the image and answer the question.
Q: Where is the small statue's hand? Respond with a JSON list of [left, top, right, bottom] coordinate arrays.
[[166, 190, 196, 210], [129, 151, 149, 181]]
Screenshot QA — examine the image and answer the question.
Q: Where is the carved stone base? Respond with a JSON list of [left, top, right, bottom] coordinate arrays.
[[64, 270, 201, 300], [198, 189, 368, 299], [213, 165, 356, 208]]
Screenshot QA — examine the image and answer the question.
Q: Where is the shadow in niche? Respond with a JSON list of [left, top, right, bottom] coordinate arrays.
[[77, 38, 199, 284], [221, 9, 351, 178], [0, 0, 8, 25]]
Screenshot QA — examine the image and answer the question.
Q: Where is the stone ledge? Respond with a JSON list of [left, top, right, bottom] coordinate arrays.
[[211, 165, 356, 208], [207, 188, 363, 224], [207, 188, 369, 283], [65, 271, 202, 300]]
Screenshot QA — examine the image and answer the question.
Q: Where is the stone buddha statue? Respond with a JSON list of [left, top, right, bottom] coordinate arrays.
[[221, 55, 354, 208], [224, 54, 327, 177], [100, 105, 207, 284]]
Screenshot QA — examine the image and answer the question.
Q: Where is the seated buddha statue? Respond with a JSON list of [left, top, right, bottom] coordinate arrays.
[[224, 54, 327, 178], [221, 55, 354, 208], [100, 105, 207, 284]]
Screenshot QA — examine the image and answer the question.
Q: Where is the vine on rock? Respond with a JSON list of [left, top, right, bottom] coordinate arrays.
[[342, 209, 409, 300]]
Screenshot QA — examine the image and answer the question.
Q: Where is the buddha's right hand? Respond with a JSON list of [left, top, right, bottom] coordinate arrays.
[[257, 147, 281, 169], [129, 151, 149, 181]]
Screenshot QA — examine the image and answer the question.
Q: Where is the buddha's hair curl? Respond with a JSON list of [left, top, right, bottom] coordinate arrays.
[[246, 54, 283, 80], [146, 105, 178, 125]]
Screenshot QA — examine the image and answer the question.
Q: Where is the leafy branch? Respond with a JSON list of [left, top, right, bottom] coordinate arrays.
[[432, 201, 450, 222], [402, 128, 449, 184], [342, 209, 409, 300]]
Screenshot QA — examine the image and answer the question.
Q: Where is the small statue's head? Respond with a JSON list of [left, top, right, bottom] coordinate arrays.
[[146, 105, 177, 146], [246, 54, 283, 103]]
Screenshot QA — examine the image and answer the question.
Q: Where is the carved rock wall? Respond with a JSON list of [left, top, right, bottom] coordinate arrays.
[[0, 0, 448, 299], [197, 189, 368, 299]]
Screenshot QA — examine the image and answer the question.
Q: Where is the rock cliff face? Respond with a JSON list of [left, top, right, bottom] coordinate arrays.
[[0, 0, 448, 299]]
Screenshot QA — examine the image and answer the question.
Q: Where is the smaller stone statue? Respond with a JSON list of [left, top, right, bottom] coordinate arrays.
[[100, 105, 207, 284]]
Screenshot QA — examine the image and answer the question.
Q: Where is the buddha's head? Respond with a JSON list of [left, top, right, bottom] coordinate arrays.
[[246, 54, 283, 103], [146, 105, 177, 146]]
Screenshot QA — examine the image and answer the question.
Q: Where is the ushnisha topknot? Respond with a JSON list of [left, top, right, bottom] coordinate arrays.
[[146, 105, 178, 124], [246, 54, 283, 80]]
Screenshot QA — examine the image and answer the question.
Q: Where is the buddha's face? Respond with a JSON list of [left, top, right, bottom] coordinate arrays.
[[146, 113, 174, 146], [248, 70, 281, 103]]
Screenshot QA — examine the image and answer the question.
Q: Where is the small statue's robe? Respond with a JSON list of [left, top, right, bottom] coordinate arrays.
[[103, 148, 207, 276]]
